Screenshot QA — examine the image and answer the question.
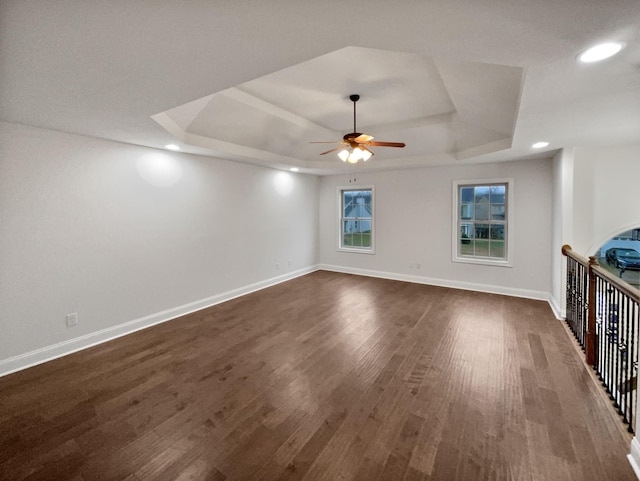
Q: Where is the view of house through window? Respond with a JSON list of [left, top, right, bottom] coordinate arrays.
[[340, 188, 373, 251], [597, 228, 640, 289], [456, 182, 508, 262]]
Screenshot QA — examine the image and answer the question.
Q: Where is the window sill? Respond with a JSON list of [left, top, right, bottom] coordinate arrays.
[[452, 256, 512, 268], [338, 247, 375, 255]]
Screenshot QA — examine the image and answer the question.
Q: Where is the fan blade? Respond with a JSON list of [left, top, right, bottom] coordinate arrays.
[[354, 134, 374, 143], [309, 141, 342, 144], [320, 146, 344, 155], [368, 141, 405, 148]]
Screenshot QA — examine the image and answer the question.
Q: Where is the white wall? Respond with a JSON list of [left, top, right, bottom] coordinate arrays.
[[550, 144, 640, 316], [0, 122, 319, 373], [318, 158, 553, 300], [550, 148, 574, 317], [571, 144, 640, 256]]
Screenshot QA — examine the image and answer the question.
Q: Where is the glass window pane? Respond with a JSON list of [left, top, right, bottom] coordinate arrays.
[[460, 223, 474, 239], [460, 204, 473, 220], [461, 187, 474, 203], [364, 203, 372, 218], [344, 191, 372, 220], [362, 232, 371, 247], [490, 204, 505, 220], [474, 223, 490, 256], [475, 204, 489, 220], [489, 239, 505, 258], [363, 191, 372, 206], [342, 193, 350, 217], [340, 188, 373, 250], [343, 221, 352, 246], [475, 186, 490, 203], [455, 182, 508, 262], [460, 238, 475, 256], [490, 224, 504, 240], [490, 185, 505, 204]]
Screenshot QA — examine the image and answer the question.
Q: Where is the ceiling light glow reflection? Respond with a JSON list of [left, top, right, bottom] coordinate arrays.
[[136, 152, 183, 187], [273, 172, 294, 196]]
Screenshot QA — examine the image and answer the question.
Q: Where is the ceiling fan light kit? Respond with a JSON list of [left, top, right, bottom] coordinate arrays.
[[339, 146, 372, 163], [312, 94, 405, 164]]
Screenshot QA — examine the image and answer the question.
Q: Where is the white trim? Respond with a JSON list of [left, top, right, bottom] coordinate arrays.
[[452, 178, 514, 268], [0, 266, 319, 378], [337, 185, 375, 254], [548, 294, 564, 320], [318, 264, 550, 302], [628, 437, 640, 480]]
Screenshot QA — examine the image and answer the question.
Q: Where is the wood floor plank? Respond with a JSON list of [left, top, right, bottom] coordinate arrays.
[[0, 272, 636, 481]]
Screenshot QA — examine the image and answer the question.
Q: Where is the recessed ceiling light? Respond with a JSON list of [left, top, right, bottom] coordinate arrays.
[[578, 42, 625, 63], [290, 167, 299, 172], [165, 144, 180, 151], [532, 141, 549, 149]]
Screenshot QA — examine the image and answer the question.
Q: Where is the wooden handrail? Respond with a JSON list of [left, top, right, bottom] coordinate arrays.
[[562, 244, 589, 267], [592, 264, 640, 303]]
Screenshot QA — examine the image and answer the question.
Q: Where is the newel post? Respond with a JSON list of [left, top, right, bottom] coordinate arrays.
[[586, 256, 599, 366]]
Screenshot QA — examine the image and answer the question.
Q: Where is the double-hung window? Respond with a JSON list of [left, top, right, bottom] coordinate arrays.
[[453, 179, 512, 266], [339, 187, 374, 253]]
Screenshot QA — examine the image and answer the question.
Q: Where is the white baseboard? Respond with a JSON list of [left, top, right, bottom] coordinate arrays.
[[318, 264, 551, 303], [0, 266, 318, 378], [629, 437, 640, 480], [547, 295, 564, 320]]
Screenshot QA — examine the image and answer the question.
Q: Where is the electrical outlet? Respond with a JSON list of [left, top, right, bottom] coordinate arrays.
[[288, 259, 292, 267], [65, 313, 78, 328], [276, 262, 280, 270]]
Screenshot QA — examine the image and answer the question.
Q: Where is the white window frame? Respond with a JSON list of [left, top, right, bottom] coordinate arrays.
[[338, 186, 375, 254], [452, 178, 513, 267]]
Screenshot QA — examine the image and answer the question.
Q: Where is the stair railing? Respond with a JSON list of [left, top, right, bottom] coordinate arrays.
[[563, 244, 640, 433]]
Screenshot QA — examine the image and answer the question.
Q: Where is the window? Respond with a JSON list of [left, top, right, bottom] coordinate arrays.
[[453, 179, 513, 266], [339, 187, 374, 253]]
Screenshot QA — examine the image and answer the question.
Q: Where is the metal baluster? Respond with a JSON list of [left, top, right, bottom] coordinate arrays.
[[630, 300, 638, 433], [614, 288, 623, 412], [566, 258, 573, 335], [597, 276, 604, 379], [606, 280, 612, 388], [595, 276, 602, 374], [583, 263, 589, 347], [596, 277, 603, 380], [623, 295, 631, 423]]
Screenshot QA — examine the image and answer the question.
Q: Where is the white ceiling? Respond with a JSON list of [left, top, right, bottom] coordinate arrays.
[[1, 0, 639, 175]]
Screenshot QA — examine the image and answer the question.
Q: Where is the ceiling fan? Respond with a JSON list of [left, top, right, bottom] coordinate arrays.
[[311, 94, 405, 163]]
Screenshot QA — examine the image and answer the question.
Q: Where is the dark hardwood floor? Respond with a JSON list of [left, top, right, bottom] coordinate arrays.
[[0, 271, 636, 481]]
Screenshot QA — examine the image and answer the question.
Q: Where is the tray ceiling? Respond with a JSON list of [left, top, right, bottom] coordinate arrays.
[[152, 47, 523, 171]]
